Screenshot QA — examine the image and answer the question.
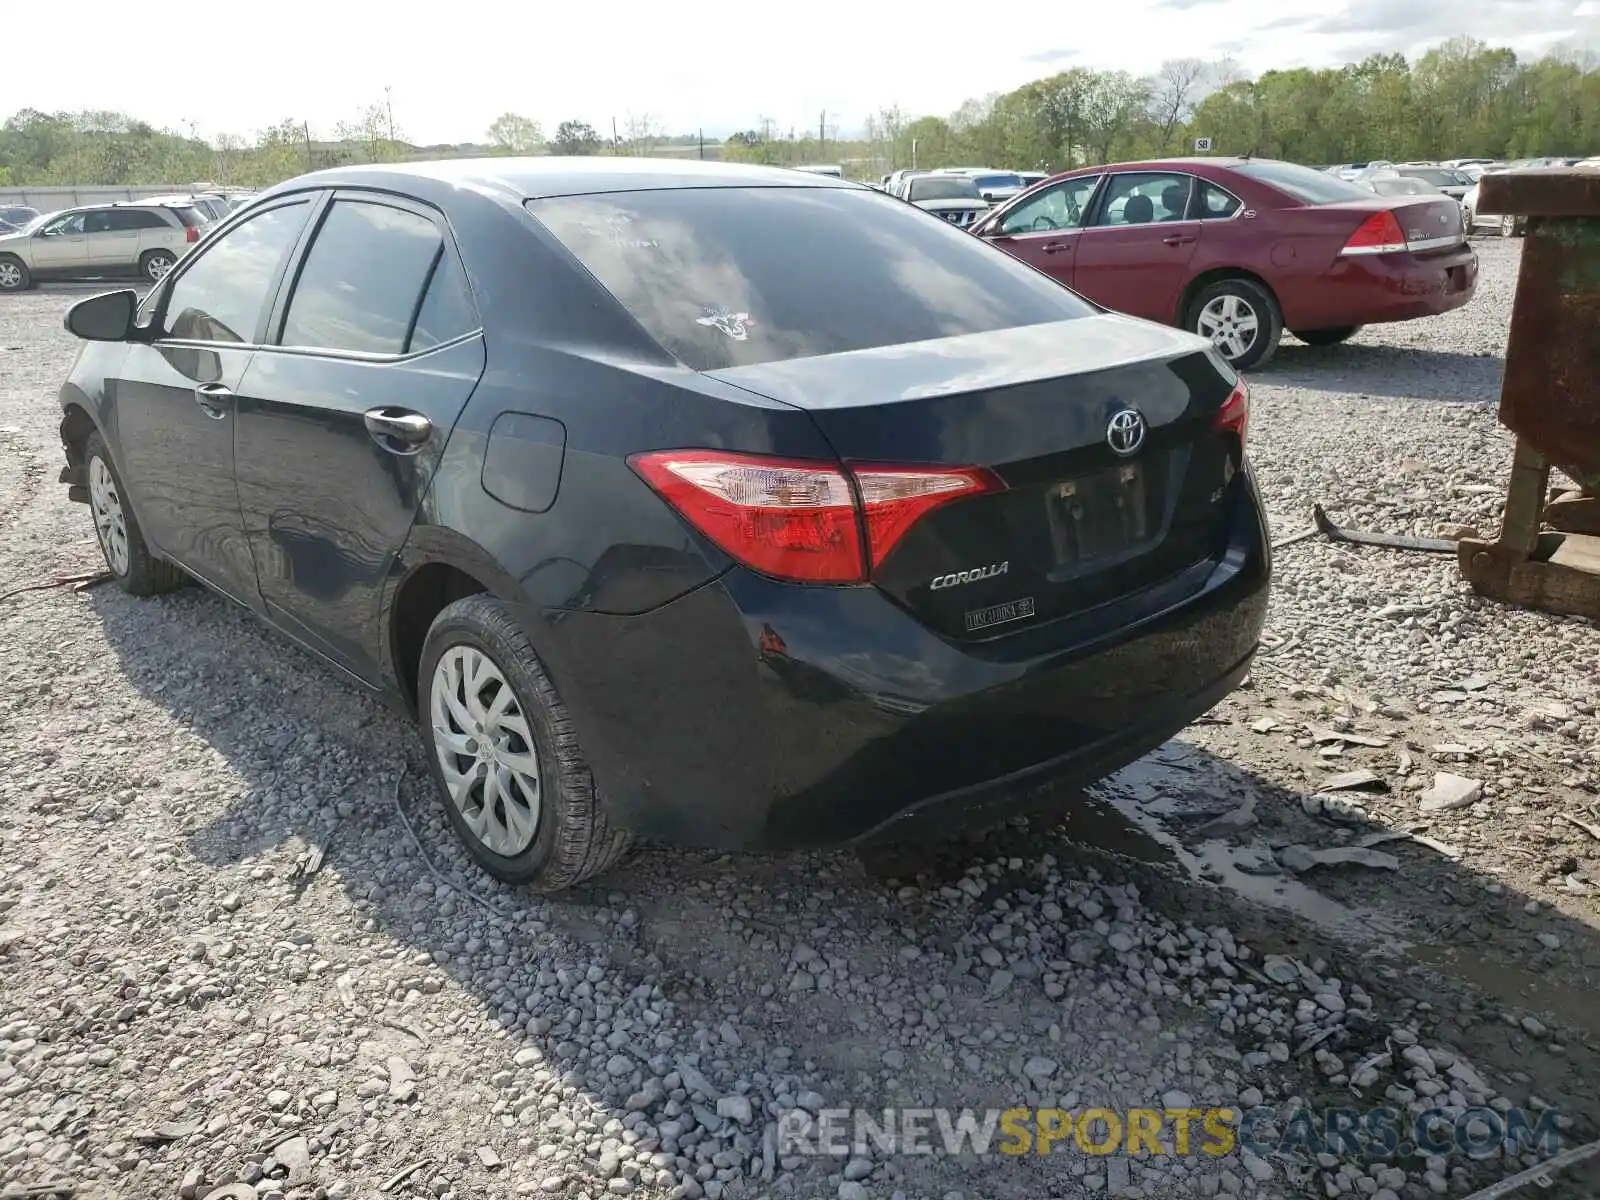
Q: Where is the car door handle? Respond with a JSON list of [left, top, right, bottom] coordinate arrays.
[[194, 382, 232, 419], [1162, 234, 1197, 246], [364, 407, 432, 451], [1042, 241, 1072, 254]]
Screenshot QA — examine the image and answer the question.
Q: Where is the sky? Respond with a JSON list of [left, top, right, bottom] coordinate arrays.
[[11, 0, 1599, 146]]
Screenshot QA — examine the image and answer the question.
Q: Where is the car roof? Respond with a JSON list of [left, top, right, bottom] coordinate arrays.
[[268, 156, 863, 202]]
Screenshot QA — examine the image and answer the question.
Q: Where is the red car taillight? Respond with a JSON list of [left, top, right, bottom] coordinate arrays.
[[1213, 380, 1249, 452], [1339, 210, 1407, 255], [185, 226, 200, 243], [628, 450, 1004, 583]]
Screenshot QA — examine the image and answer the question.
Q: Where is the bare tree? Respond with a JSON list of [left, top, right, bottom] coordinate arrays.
[[1149, 58, 1208, 152], [622, 112, 661, 156]]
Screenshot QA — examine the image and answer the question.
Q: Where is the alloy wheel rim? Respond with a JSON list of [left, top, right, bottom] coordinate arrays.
[[428, 645, 542, 857], [1197, 295, 1259, 362], [0, 262, 20, 288], [146, 255, 174, 280], [88, 456, 130, 577]]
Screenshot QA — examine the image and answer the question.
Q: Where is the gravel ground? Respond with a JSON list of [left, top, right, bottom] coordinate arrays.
[[1, 239, 1597, 1200]]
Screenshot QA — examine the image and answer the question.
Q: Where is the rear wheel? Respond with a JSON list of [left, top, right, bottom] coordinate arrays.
[[84, 432, 185, 596], [1499, 214, 1520, 238], [0, 256, 30, 292], [1187, 278, 1282, 371], [417, 594, 632, 891], [140, 249, 176, 282], [1292, 326, 1362, 347]]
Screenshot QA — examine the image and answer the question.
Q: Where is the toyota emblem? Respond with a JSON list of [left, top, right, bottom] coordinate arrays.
[[1106, 408, 1147, 457]]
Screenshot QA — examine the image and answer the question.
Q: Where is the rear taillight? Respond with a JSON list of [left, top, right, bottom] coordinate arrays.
[[1339, 210, 1407, 255], [628, 450, 1003, 584], [1214, 381, 1249, 451], [185, 226, 199, 243]]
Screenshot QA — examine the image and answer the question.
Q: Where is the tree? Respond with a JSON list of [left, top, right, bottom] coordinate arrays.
[[622, 112, 660, 156], [486, 112, 544, 156], [549, 120, 601, 155], [1149, 58, 1207, 152]]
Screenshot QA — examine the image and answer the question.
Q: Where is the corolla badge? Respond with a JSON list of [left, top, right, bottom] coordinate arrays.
[[930, 561, 1009, 590], [696, 306, 755, 341], [1106, 408, 1147, 457]]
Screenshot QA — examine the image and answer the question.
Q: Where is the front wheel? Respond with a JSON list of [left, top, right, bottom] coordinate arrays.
[[417, 595, 632, 891], [140, 250, 176, 282], [84, 432, 185, 596], [1499, 214, 1520, 238], [1292, 326, 1362, 347], [1187, 278, 1282, 371]]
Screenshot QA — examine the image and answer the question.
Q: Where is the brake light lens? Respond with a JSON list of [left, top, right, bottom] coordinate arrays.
[[1339, 210, 1407, 255], [628, 450, 1003, 583], [1214, 380, 1249, 451], [185, 226, 199, 243]]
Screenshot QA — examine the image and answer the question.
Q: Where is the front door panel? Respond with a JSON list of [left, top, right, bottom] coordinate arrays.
[[110, 342, 257, 603]]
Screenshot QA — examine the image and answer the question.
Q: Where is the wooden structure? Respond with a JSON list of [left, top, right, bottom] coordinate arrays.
[[1457, 167, 1600, 619]]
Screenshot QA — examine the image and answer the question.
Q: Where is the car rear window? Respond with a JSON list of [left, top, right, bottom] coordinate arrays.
[[526, 186, 1096, 371], [972, 173, 1023, 191], [1232, 160, 1373, 205], [908, 176, 982, 201], [1398, 168, 1459, 187], [170, 206, 207, 227]]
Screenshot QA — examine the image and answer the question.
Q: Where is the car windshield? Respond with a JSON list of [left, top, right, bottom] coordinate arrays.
[[1232, 160, 1374, 204], [908, 177, 981, 201], [1372, 178, 1438, 196], [527, 185, 1097, 372], [972, 173, 1023, 191]]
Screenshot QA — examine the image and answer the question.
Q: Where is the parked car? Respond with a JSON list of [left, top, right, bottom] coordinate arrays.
[[1461, 174, 1531, 238], [1, 205, 40, 228], [903, 173, 990, 227], [1017, 171, 1049, 187], [1356, 175, 1446, 198], [935, 168, 1029, 203], [970, 156, 1477, 369], [54, 158, 1269, 890], [1369, 166, 1473, 201], [0, 201, 206, 291]]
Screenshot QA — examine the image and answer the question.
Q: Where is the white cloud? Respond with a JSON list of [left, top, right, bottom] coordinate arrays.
[[9, 0, 1597, 145]]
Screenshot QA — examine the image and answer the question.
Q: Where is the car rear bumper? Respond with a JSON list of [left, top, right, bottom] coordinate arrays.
[[1288, 245, 1478, 328], [544, 468, 1271, 852]]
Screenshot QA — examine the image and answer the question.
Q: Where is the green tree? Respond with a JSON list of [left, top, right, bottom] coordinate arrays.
[[486, 112, 544, 156], [549, 120, 601, 155]]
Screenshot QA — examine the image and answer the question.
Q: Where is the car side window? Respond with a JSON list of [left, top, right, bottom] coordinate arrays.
[[999, 175, 1101, 235], [1094, 173, 1195, 227], [161, 201, 312, 345], [279, 200, 446, 356], [82, 211, 113, 234], [1196, 182, 1242, 220], [42, 213, 86, 237], [406, 250, 477, 354]]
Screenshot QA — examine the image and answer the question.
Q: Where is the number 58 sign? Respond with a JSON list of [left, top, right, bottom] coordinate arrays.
[[1194, 136, 1213, 152]]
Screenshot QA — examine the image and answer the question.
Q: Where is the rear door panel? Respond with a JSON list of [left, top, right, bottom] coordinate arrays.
[[1071, 172, 1202, 322], [234, 192, 487, 682]]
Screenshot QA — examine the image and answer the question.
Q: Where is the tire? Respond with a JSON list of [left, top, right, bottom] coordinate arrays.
[[1186, 277, 1282, 371], [140, 250, 177, 282], [0, 255, 31, 292], [417, 594, 632, 891], [1292, 326, 1362, 347], [1499, 214, 1519, 239], [84, 432, 185, 596]]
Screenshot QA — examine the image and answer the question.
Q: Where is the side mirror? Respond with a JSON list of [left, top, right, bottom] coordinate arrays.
[[64, 289, 139, 342]]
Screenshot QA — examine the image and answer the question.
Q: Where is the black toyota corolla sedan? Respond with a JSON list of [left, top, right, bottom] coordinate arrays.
[[56, 158, 1270, 891]]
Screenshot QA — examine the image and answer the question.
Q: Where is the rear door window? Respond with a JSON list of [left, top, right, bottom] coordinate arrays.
[[527, 185, 1096, 371], [1093, 173, 1195, 226], [278, 199, 447, 356]]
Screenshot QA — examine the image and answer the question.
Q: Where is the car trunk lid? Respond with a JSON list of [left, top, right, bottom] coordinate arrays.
[[707, 315, 1246, 640]]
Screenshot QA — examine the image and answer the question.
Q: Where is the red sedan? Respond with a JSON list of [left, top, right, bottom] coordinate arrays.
[[968, 157, 1478, 370]]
